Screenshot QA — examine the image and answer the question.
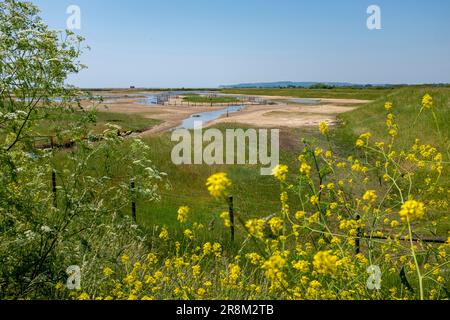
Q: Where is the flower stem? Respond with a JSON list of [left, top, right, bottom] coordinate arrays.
[[407, 218, 424, 300]]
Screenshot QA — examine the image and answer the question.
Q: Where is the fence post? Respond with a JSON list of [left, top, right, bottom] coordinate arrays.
[[355, 214, 361, 254], [228, 196, 235, 242], [131, 179, 136, 222], [52, 170, 57, 208]]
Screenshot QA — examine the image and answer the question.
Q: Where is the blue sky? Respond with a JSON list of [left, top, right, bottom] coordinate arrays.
[[31, 0, 450, 88]]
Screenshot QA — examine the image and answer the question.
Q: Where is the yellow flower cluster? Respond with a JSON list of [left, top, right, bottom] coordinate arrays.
[[159, 227, 169, 241], [399, 200, 425, 221], [272, 164, 288, 182], [219, 211, 231, 227], [384, 101, 393, 111], [206, 173, 232, 199], [422, 94, 433, 109], [268, 217, 284, 235], [362, 190, 377, 203], [319, 122, 329, 135], [245, 218, 265, 239], [177, 206, 189, 224], [313, 251, 338, 275], [262, 252, 287, 291], [300, 162, 312, 177]]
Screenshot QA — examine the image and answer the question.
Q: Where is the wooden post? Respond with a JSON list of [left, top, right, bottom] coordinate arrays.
[[355, 214, 361, 254], [52, 170, 57, 208], [228, 196, 235, 242], [131, 179, 136, 222]]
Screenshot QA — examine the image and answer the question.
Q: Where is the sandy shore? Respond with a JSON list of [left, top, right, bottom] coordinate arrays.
[[92, 95, 369, 135], [205, 101, 364, 129]]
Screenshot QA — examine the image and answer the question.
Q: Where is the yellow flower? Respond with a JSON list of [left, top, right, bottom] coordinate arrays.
[[212, 243, 222, 257], [124, 273, 135, 284], [121, 255, 130, 264], [268, 217, 283, 235], [220, 211, 231, 227], [314, 147, 323, 157], [197, 288, 206, 297], [272, 164, 288, 182], [422, 94, 433, 109], [192, 265, 201, 278], [159, 227, 169, 241], [203, 242, 212, 255], [177, 206, 189, 224], [356, 139, 365, 148], [203, 281, 212, 287], [319, 122, 329, 135], [359, 132, 372, 140], [388, 128, 398, 137], [313, 251, 338, 275], [362, 190, 377, 203], [310, 195, 319, 206], [246, 252, 263, 265], [245, 219, 265, 239], [399, 200, 425, 221], [384, 102, 393, 111], [78, 292, 90, 300], [300, 162, 311, 177], [293, 260, 310, 273], [295, 211, 306, 219], [262, 253, 287, 287], [224, 263, 241, 285], [390, 220, 399, 228], [184, 229, 194, 240], [147, 253, 158, 264], [206, 173, 232, 198], [55, 282, 64, 290], [103, 267, 114, 277]]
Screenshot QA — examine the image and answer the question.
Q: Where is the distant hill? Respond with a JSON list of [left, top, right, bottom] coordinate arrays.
[[219, 81, 358, 89]]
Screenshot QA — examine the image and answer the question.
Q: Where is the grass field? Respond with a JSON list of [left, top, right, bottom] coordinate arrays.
[[46, 86, 450, 240], [182, 94, 240, 104], [221, 87, 396, 100], [33, 110, 161, 136], [336, 86, 450, 151]]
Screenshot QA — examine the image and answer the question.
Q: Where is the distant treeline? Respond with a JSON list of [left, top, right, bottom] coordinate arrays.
[[250, 83, 450, 90]]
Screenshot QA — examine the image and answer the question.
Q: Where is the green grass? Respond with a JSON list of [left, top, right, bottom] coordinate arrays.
[[334, 86, 450, 235], [138, 125, 308, 241], [335, 86, 450, 152], [49, 122, 313, 243], [33, 110, 161, 136], [221, 88, 395, 100], [182, 94, 240, 104]]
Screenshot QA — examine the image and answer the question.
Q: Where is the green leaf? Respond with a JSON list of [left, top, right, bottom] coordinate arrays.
[[400, 266, 415, 292]]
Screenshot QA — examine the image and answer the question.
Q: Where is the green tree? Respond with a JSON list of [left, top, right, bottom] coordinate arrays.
[[0, 0, 164, 299]]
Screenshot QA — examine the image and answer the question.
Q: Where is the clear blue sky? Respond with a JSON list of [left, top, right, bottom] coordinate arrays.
[[31, 0, 450, 88]]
